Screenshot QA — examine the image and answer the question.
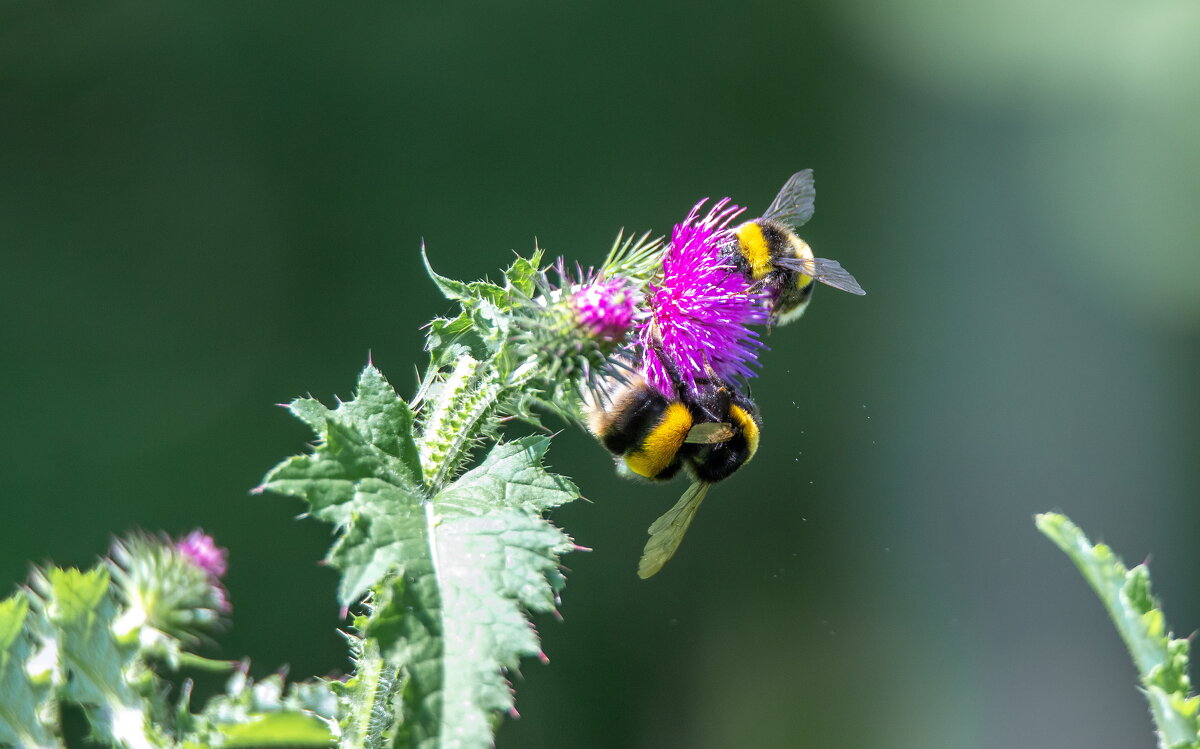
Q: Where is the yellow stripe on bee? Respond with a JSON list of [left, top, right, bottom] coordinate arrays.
[[729, 405, 759, 460], [625, 402, 692, 478], [788, 235, 815, 288], [736, 222, 773, 280]]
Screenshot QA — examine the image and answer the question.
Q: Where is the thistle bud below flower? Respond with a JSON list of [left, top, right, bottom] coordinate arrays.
[[570, 277, 636, 343]]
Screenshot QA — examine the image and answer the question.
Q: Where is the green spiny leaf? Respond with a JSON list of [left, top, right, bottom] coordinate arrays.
[[421, 245, 509, 308], [504, 250, 543, 298], [0, 596, 26, 652], [469, 298, 511, 358], [262, 365, 425, 604], [436, 437, 578, 514], [426, 313, 495, 366], [336, 367, 422, 475], [364, 435, 578, 749], [1036, 512, 1200, 749], [324, 478, 430, 609], [264, 369, 578, 749], [46, 567, 129, 706]]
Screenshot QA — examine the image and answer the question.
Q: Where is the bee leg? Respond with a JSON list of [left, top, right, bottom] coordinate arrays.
[[646, 319, 688, 398], [755, 275, 787, 334]]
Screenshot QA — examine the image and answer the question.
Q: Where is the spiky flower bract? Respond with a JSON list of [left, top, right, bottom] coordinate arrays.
[[598, 229, 665, 288], [638, 198, 767, 397]]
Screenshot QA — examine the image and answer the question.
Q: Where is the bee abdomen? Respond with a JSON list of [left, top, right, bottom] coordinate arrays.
[[624, 402, 693, 479], [688, 435, 751, 482]]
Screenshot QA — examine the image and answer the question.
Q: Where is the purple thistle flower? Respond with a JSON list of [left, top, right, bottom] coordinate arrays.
[[176, 530, 228, 579], [638, 198, 768, 397], [570, 276, 636, 343]]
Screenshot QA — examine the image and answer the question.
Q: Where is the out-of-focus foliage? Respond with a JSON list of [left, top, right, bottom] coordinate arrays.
[[0, 549, 335, 748]]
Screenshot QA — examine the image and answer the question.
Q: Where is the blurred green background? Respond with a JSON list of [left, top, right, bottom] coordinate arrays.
[[3, 1, 1199, 747]]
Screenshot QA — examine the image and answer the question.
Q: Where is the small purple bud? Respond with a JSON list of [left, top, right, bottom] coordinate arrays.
[[176, 530, 228, 579], [571, 277, 636, 342]]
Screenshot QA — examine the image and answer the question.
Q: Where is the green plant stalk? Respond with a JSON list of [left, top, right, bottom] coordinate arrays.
[[417, 356, 510, 492], [340, 635, 401, 749]]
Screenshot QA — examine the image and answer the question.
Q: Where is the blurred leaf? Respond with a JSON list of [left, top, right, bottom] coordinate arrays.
[[217, 713, 333, 747], [194, 670, 338, 748], [0, 595, 58, 749], [1037, 512, 1200, 749], [44, 567, 149, 743]]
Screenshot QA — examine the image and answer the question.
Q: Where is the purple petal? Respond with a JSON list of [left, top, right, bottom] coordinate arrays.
[[638, 199, 767, 397], [176, 530, 229, 579]]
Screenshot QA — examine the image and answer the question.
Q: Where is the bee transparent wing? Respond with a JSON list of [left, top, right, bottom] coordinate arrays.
[[774, 256, 866, 296], [761, 169, 816, 228], [637, 482, 712, 578], [684, 422, 735, 444]]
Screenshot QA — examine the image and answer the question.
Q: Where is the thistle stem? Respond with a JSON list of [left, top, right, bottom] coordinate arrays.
[[416, 356, 532, 493], [342, 637, 401, 749]]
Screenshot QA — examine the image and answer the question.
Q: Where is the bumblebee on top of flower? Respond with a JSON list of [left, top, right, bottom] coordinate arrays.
[[566, 171, 864, 578]]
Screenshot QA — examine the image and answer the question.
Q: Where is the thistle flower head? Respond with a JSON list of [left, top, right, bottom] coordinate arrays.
[[638, 198, 767, 397]]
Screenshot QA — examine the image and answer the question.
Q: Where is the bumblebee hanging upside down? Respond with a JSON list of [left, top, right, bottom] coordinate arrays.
[[722, 169, 866, 326], [585, 347, 761, 577]]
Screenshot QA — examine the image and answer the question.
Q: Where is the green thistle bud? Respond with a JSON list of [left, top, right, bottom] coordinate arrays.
[[108, 531, 228, 659]]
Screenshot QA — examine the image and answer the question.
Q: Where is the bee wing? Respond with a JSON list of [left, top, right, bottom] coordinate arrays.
[[761, 169, 816, 228], [637, 482, 712, 578], [774, 256, 866, 296], [684, 422, 735, 444]]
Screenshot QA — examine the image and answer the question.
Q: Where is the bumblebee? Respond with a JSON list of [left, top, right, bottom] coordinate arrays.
[[723, 169, 866, 326], [585, 373, 759, 483], [585, 353, 761, 578]]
